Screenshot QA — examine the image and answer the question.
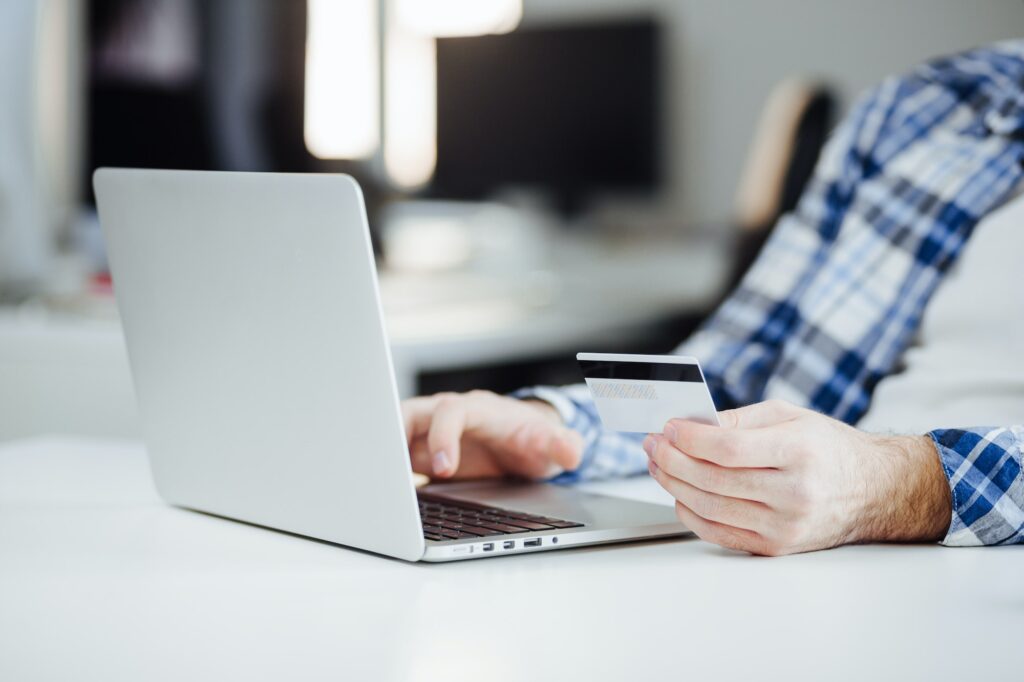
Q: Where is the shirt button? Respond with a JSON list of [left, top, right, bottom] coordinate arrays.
[[984, 108, 1024, 135]]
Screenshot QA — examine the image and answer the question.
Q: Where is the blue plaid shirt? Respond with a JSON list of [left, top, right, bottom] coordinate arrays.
[[519, 41, 1024, 547]]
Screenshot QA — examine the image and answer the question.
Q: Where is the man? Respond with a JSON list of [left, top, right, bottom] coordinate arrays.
[[403, 41, 1024, 555]]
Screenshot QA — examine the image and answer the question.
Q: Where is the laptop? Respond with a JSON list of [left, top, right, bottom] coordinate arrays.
[[94, 169, 688, 562]]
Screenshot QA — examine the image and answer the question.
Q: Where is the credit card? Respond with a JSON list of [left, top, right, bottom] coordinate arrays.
[[577, 352, 720, 433]]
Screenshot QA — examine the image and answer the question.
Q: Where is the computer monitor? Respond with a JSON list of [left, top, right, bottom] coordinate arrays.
[[83, 0, 313, 202], [432, 19, 663, 215]]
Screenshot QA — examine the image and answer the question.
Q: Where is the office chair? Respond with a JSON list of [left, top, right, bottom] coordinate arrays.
[[726, 78, 836, 290]]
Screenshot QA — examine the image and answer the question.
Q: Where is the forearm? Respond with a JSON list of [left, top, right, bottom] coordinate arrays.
[[855, 425, 1024, 547], [853, 435, 952, 544]]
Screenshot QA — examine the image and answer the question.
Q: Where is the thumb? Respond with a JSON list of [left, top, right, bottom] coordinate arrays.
[[716, 399, 802, 429], [549, 428, 584, 471]]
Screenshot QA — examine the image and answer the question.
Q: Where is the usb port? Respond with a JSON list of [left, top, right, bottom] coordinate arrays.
[[482, 543, 494, 552], [524, 538, 542, 548], [503, 540, 515, 550]]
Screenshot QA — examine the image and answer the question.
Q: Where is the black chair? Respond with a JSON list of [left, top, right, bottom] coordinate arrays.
[[725, 79, 837, 291]]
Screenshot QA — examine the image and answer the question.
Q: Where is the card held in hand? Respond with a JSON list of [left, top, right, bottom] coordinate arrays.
[[577, 353, 720, 433]]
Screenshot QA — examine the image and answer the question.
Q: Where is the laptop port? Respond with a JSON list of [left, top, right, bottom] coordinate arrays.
[[524, 538, 542, 548], [482, 543, 494, 552], [503, 540, 515, 550]]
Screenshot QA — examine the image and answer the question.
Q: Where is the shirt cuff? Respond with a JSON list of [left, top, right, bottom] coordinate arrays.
[[927, 426, 1024, 547]]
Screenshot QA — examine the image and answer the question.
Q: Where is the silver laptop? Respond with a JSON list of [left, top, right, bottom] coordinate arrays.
[[94, 169, 688, 562]]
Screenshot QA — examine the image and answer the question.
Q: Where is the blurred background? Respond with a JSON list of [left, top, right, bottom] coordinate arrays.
[[1, 0, 1022, 442]]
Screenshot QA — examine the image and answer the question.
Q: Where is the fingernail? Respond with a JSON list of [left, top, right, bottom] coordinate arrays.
[[663, 422, 677, 443], [648, 459, 659, 476], [642, 435, 656, 456], [432, 451, 451, 475]]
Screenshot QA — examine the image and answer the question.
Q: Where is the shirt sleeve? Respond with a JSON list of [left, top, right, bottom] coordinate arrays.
[[928, 425, 1024, 546], [512, 82, 898, 482], [679, 75, 902, 412]]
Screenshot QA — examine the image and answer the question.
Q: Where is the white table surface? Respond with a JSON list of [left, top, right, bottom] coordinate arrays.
[[2, 437, 1019, 682]]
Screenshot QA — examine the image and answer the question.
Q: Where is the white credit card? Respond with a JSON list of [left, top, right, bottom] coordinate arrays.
[[577, 352, 720, 433]]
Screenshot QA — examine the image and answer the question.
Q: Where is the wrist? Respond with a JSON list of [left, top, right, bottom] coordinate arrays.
[[521, 399, 577, 479], [523, 399, 565, 427], [853, 434, 952, 544]]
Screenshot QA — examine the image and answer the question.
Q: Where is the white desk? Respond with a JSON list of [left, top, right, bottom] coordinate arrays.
[[1, 437, 1019, 682]]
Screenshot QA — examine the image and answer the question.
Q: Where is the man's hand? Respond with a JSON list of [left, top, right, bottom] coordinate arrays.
[[401, 390, 584, 480], [643, 400, 952, 556]]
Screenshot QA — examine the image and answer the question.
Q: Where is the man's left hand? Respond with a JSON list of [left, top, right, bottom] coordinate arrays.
[[642, 400, 952, 556]]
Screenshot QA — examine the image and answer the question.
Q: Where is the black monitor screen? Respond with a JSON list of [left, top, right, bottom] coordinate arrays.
[[433, 19, 662, 213]]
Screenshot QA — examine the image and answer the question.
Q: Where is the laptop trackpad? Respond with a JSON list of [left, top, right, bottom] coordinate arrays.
[[420, 479, 679, 529]]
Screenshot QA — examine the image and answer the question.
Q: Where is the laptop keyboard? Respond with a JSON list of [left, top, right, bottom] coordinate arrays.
[[418, 493, 584, 542]]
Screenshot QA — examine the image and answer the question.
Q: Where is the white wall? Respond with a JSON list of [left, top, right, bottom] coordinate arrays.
[[523, 0, 1024, 225], [0, 1, 83, 293]]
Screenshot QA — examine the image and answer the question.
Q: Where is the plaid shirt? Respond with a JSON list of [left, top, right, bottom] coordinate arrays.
[[518, 41, 1024, 547]]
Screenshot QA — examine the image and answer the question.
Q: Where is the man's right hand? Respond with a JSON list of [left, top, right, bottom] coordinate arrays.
[[401, 390, 584, 480]]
